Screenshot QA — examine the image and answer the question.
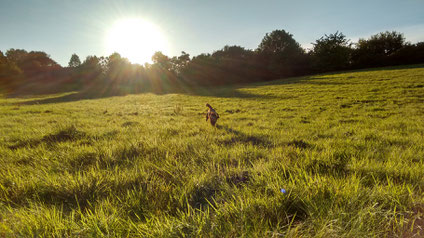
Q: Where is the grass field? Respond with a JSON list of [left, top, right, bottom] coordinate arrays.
[[1, 65, 424, 237]]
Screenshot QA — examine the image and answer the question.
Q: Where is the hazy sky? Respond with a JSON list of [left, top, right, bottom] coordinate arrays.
[[1, 0, 423, 65]]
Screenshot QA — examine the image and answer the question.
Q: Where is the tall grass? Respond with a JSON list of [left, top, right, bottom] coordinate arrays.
[[1, 65, 423, 237]]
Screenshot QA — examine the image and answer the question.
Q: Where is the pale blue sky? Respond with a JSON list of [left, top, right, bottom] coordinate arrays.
[[1, 0, 423, 65]]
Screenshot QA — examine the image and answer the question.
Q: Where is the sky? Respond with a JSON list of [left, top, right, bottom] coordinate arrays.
[[1, 0, 423, 66]]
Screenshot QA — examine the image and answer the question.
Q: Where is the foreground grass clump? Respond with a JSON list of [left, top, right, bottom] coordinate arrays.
[[1, 65, 424, 237]]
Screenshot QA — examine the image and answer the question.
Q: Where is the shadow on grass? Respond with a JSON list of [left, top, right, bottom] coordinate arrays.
[[14, 85, 276, 105], [306, 156, 422, 187], [256, 64, 424, 87], [347, 63, 424, 73], [8, 125, 87, 150], [10, 64, 424, 105], [216, 124, 272, 147]]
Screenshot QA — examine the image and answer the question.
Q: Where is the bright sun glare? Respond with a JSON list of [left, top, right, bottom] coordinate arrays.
[[105, 18, 168, 64]]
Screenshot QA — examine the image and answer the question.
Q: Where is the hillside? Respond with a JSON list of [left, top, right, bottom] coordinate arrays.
[[1, 65, 424, 237]]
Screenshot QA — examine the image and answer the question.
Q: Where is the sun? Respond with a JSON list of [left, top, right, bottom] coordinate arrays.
[[105, 18, 169, 64]]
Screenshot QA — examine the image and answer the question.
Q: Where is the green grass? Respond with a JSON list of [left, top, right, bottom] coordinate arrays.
[[1, 65, 424, 237]]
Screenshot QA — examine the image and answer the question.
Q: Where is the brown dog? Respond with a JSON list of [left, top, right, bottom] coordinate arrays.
[[206, 103, 219, 126]]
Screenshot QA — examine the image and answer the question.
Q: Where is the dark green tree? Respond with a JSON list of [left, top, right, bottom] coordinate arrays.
[[152, 51, 172, 71], [5, 49, 28, 63], [68, 53, 81, 68], [312, 31, 352, 72], [171, 51, 190, 74], [5, 49, 59, 74], [257, 30, 307, 78], [149, 51, 179, 92], [0, 51, 23, 89], [25, 51, 58, 67], [352, 31, 405, 67], [105, 52, 132, 81], [81, 55, 106, 70], [79, 55, 107, 79], [177, 51, 190, 63], [258, 30, 304, 56], [361, 31, 405, 55], [0, 51, 7, 64], [212, 45, 252, 59]]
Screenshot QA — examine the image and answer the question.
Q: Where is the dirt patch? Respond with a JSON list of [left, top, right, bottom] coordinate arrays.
[[287, 139, 311, 149], [397, 204, 424, 237], [122, 121, 141, 127]]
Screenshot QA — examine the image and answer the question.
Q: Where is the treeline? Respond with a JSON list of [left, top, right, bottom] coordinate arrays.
[[1, 30, 423, 95]]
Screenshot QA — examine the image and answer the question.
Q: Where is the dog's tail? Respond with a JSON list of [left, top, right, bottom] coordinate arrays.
[[206, 103, 212, 109]]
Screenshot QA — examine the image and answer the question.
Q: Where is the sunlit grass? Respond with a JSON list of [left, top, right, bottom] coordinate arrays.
[[1, 65, 424, 237]]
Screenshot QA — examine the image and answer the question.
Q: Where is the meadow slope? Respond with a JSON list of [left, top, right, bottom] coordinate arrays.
[[1, 65, 424, 237]]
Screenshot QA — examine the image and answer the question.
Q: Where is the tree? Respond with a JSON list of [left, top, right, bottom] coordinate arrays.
[[311, 31, 352, 72], [177, 51, 190, 63], [5, 49, 28, 63], [258, 30, 304, 56], [68, 54, 81, 68], [364, 31, 405, 55], [352, 31, 406, 67], [25, 51, 58, 67], [211, 45, 259, 83], [79, 55, 106, 79], [5, 49, 59, 74], [105, 52, 132, 81], [212, 45, 252, 59], [257, 30, 307, 78], [149, 51, 179, 92], [387, 41, 424, 65], [171, 51, 190, 74], [0, 51, 23, 89], [81, 55, 105, 69], [0, 51, 6, 64], [152, 51, 172, 71], [179, 46, 262, 86]]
